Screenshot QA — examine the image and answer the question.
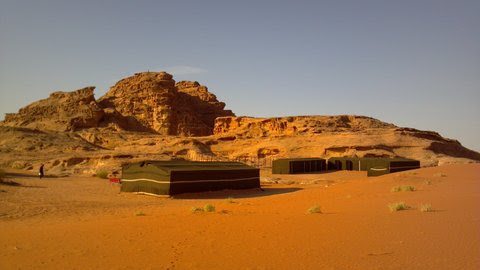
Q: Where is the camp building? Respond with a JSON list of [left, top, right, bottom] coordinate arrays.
[[272, 158, 327, 174], [121, 160, 260, 196]]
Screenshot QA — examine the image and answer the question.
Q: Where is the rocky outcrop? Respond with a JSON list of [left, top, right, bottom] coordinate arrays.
[[214, 115, 396, 137], [98, 72, 234, 135], [174, 81, 234, 136], [2, 87, 104, 131], [2, 72, 234, 136]]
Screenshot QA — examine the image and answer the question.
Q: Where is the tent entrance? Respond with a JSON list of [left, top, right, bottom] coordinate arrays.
[[346, 160, 353, 170]]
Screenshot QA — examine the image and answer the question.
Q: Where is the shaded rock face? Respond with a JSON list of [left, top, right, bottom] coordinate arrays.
[[214, 115, 396, 137], [2, 87, 104, 131], [98, 72, 177, 133], [98, 72, 234, 136]]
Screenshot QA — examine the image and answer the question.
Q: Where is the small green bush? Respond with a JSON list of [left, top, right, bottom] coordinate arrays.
[[419, 204, 433, 212], [307, 205, 322, 214], [391, 185, 416, 192], [388, 202, 409, 212], [204, 204, 216, 212], [96, 170, 109, 179]]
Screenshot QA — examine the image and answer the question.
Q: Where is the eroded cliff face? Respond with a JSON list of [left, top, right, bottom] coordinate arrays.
[[214, 115, 396, 137], [2, 87, 104, 131]]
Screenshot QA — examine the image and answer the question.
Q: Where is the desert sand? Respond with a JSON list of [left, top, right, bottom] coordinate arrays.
[[1, 164, 479, 270]]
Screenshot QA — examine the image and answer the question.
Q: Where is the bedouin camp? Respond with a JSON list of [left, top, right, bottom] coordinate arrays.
[[121, 160, 260, 196], [272, 158, 327, 174], [327, 157, 420, 176]]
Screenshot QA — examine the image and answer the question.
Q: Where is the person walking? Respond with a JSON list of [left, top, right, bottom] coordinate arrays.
[[39, 164, 44, 179]]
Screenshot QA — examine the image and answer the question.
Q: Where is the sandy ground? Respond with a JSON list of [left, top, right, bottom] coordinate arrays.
[[0, 164, 479, 270]]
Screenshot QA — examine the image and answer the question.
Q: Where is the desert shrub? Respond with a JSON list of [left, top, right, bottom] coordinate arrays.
[[96, 170, 109, 179], [391, 185, 416, 192], [388, 202, 409, 212], [226, 197, 235, 203], [191, 206, 204, 213], [307, 205, 322, 214], [419, 204, 433, 212], [203, 204, 216, 212], [424, 180, 432, 185]]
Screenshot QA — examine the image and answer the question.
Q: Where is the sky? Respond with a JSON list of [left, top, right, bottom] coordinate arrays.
[[1, 0, 479, 151]]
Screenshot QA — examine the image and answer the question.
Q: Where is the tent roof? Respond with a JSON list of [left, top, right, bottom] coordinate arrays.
[[274, 158, 326, 162], [124, 160, 257, 173], [329, 157, 418, 162]]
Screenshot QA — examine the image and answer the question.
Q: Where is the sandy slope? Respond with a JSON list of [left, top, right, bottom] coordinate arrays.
[[0, 164, 479, 270]]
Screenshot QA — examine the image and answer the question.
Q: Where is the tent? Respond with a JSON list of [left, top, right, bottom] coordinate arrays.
[[327, 157, 420, 176], [367, 158, 420, 176], [121, 160, 260, 196], [272, 158, 327, 174]]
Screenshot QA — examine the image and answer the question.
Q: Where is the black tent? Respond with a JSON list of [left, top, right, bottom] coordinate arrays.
[[121, 160, 260, 195]]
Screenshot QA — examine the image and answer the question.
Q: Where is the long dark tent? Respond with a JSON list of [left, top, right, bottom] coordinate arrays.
[[272, 158, 327, 174], [121, 160, 260, 196], [366, 158, 420, 176], [327, 157, 420, 176]]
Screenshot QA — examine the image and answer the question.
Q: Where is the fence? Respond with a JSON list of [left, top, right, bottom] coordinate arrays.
[[186, 151, 275, 169]]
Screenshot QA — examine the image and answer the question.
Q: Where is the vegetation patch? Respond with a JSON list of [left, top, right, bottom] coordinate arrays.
[[391, 185, 416, 192], [388, 202, 409, 212], [191, 206, 204, 213], [226, 197, 236, 203], [204, 204, 216, 212], [419, 204, 433, 212], [307, 205, 322, 214]]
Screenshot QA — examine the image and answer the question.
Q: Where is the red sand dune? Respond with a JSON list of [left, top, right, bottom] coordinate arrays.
[[0, 164, 479, 269]]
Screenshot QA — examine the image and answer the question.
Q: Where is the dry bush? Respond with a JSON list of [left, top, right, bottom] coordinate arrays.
[[391, 185, 416, 192], [95, 170, 109, 179], [307, 205, 322, 214], [388, 202, 409, 212], [204, 204, 216, 212], [419, 204, 433, 212]]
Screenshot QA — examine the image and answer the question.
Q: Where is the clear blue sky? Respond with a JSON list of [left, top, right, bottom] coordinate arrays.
[[1, 0, 479, 151]]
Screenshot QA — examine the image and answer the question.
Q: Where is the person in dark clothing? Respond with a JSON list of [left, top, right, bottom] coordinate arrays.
[[39, 164, 44, 179]]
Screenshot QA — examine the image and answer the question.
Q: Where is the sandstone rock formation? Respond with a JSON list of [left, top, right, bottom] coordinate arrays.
[[2, 87, 104, 131], [2, 72, 234, 136], [97, 72, 234, 135]]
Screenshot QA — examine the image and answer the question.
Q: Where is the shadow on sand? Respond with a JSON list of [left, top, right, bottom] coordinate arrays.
[[0, 176, 48, 189], [172, 186, 302, 200], [4, 172, 59, 179]]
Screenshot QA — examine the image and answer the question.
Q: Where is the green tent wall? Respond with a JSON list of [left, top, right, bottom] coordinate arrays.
[[272, 158, 327, 174], [121, 160, 260, 195]]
